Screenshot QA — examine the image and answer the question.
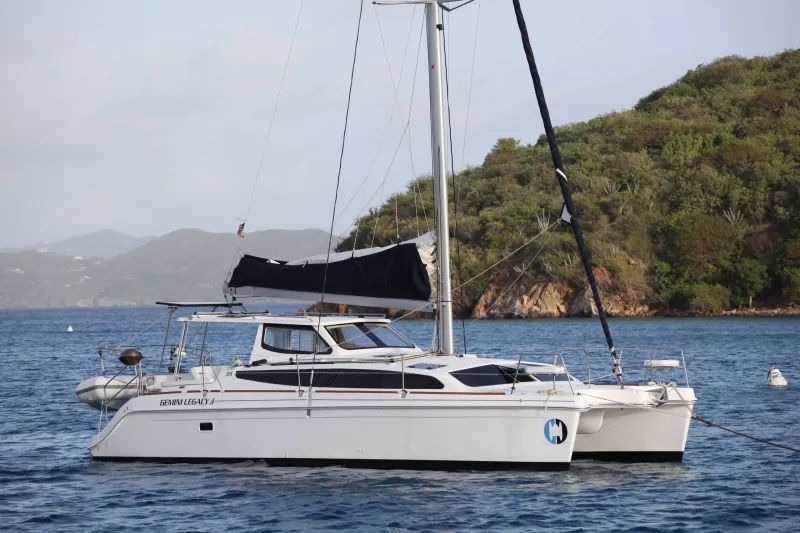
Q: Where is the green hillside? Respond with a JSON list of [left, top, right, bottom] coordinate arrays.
[[337, 50, 800, 315]]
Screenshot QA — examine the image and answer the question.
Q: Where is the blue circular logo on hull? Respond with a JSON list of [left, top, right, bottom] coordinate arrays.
[[544, 418, 568, 444]]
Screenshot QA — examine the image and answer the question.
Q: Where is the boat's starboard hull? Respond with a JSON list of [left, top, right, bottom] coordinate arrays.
[[90, 393, 582, 469]]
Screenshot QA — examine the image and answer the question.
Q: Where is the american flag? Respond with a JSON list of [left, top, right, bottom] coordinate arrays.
[[236, 222, 245, 239]]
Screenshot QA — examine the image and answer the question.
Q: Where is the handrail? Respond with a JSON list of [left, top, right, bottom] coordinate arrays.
[[98, 364, 141, 428]]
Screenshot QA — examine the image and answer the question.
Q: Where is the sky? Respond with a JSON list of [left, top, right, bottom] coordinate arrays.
[[1, 0, 798, 248]]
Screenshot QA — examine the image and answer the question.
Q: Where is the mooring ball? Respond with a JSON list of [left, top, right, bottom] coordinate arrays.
[[119, 348, 144, 366]]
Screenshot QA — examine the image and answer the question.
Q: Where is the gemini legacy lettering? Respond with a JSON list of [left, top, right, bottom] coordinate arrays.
[[159, 397, 215, 407]]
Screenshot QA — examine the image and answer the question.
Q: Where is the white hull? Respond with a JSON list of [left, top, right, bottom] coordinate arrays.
[[574, 386, 694, 460], [90, 392, 582, 468], [82, 315, 696, 468]]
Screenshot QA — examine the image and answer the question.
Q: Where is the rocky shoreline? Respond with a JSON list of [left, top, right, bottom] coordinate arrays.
[[468, 279, 800, 319], [309, 296, 800, 320]]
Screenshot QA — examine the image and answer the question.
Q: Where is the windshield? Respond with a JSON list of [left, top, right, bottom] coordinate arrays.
[[326, 322, 415, 350]]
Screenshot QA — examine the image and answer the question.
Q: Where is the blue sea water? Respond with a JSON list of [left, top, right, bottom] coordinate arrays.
[[0, 306, 798, 532]]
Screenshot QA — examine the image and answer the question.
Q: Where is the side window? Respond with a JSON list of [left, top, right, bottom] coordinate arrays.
[[451, 365, 511, 387], [451, 365, 537, 387], [237, 369, 444, 390], [262, 326, 330, 354], [532, 373, 570, 382], [264, 327, 292, 351], [298, 329, 318, 353]]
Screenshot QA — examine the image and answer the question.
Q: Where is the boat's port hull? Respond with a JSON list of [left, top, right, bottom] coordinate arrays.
[[573, 389, 694, 460], [90, 394, 582, 467]]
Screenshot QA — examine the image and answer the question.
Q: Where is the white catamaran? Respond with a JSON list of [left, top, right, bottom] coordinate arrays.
[[77, 0, 695, 468]]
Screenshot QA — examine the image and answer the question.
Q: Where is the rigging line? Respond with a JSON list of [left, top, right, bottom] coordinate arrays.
[[243, 0, 305, 224], [373, 2, 414, 125], [317, 0, 364, 318], [333, 5, 418, 230], [370, 184, 385, 247], [408, 16, 431, 235], [110, 313, 169, 352], [374, 2, 425, 239], [389, 221, 558, 325], [411, 175, 421, 235], [312, 0, 364, 397], [484, 238, 550, 314], [395, 195, 400, 241], [345, 11, 424, 236], [335, 108, 396, 225], [441, 7, 467, 354], [578, 390, 800, 455], [367, 6, 419, 248], [223, 1, 304, 288], [351, 218, 361, 254], [452, 222, 558, 298], [353, 20, 423, 246], [459, 0, 481, 171]]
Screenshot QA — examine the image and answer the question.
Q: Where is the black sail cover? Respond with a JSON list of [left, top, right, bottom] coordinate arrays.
[[227, 242, 433, 310]]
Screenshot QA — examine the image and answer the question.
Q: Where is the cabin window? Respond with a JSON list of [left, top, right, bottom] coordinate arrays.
[[450, 365, 534, 387], [500, 366, 535, 383], [262, 325, 331, 355], [363, 323, 415, 348], [326, 323, 415, 350], [236, 369, 444, 389], [327, 324, 378, 349], [409, 363, 446, 370]]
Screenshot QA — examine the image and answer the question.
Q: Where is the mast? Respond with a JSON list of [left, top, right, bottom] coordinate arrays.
[[511, 0, 623, 385], [425, 1, 455, 355]]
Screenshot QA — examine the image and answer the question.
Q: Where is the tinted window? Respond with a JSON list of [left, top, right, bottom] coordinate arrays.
[[532, 373, 571, 382], [499, 366, 535, 383], [451, 365, 533, 387], [363, 323, 415, 348], [327, 324, 378, 349], [326, 323, 415, 350], [237, 368, 443, 389], [262, 325, 330, 355]]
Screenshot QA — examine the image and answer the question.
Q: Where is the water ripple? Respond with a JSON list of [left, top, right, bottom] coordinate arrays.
[[0, 308, 798, 532]]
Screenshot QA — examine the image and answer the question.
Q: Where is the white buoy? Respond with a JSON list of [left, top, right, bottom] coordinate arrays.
[[767, 367, 788, 387], [67, 324, 74, 333]]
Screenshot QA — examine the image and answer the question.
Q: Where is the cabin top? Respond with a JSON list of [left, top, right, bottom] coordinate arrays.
[[178, 312, 389, 327]]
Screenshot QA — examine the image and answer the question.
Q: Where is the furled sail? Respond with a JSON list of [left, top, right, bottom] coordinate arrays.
[[226, 233, 436, 311]]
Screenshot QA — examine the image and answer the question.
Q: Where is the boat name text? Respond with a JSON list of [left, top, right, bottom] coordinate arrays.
[[159, 397, 215, 407]]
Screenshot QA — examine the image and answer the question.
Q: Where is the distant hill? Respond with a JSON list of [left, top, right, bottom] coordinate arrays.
[[337, 50, 800, 316], [0, 228, 332, 308], [1, 229, 156, 258]]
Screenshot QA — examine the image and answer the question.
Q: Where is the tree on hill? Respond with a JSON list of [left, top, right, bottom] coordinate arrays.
[[336, 50, 800, 315]]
